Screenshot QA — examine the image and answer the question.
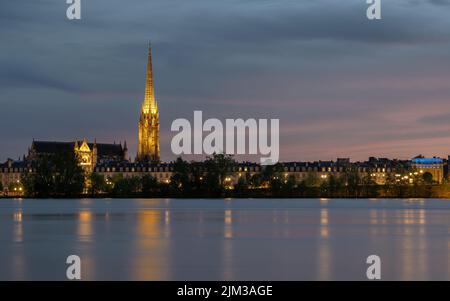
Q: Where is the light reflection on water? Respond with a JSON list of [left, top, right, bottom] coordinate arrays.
[[1, 198, 450, 280], [318, 208, 331, 280], [132, 209, 167, 280]]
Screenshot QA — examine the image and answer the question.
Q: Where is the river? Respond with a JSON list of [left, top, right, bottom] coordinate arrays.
[[1, 198, 449, 280]]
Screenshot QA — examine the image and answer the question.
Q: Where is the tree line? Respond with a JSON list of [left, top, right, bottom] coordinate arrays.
[[18, 151, 447, 198]]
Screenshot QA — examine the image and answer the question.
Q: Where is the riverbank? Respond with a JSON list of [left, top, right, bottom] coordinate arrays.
[[3, 185, 450, 199]]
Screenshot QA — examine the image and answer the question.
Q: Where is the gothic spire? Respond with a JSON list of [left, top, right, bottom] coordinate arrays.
[[137, 43, 160, 163], [142, 42, 158, 115]]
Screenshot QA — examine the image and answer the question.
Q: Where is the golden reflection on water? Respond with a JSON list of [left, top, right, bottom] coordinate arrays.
[[369, 206, 430, 280], [418, 209, 426, 225], [370, 210, 378, 225], [12, 209, 25, 279], [224, 209, 233, 239], [320, 208, 329, 238], [13, 211, 22, 222], [369, 209, 390, 235], [132, 209, 170, 280], [222, 209, 235, 279], [13, 210, 23, 243], [317, 208, 331, 280], [76, 210, 96, 279], [320, 198, 329, 205], [399, 208, 428, 280], [165, 210, 170, 225], [77, 210, 93, 242]]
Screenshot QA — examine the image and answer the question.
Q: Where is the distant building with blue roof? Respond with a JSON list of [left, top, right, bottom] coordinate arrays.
[[411, 157, 443, 164], [411, 155, 444, 183]]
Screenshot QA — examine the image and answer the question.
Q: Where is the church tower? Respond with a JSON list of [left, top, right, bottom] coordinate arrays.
[[137, 44, 160, 162]]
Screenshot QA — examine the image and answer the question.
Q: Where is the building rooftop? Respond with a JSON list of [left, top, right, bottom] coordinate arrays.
[[411, 157, 443, 164]]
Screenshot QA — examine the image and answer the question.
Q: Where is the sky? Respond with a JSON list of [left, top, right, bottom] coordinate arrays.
[[1, 0, 450, 163]]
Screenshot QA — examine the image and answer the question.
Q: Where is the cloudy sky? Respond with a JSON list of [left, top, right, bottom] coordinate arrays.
[[1, 0, 450, 162]]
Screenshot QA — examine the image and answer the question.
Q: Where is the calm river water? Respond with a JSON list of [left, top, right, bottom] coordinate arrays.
[[1, 198, 450, 280]]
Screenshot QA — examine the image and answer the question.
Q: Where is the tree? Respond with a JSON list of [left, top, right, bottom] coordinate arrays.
[[301, 171, 320, 197], [270, 177, 283, 195], [190, 162, 207, 193], [361, 170, 378, 198], [89, 173, 107, 195], [304, 171, 320, 187], [261, 163, 283, 184], [170, 157, 191, 195], [409, 170, 429, 197], [320, 174, 344, 197], [234, 177, 248, 195], [280, 175, 296, 196], [383, 173, 396, 197], [248, 173, 262, 188], [8, 181, 24, 194], [203, 153, 236, 196], [258, 163, 284, 195], [53, 151, 85, 196], [22, 151, 84, 197], [142, 174, 159, 196], [22, 155, 53, 197], [343, 167, 360, 197], [423, 172, 433, 185], [112, 175, 141, 196]]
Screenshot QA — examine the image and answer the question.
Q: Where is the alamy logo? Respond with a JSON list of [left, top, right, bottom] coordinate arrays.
[[65, 1, 381, 21], [366, 255, 381, 280], [66, 0, 81, 20], [366, 0, 382, 20], [66, 255, 81, 280], [171, 111, 280, 164]]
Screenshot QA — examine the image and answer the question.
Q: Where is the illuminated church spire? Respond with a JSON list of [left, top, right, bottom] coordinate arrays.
[[142, 43, 158, 115], [137, 43, 160, 162]]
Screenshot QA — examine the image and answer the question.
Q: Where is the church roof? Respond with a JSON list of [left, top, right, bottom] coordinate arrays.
[[31, 141, 124, 157], [90, 143, 124, 157], [32, 141, 74, 153]]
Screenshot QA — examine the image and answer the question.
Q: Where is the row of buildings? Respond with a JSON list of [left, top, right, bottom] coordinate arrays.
[[0, 149, 446, 195], [1, 45, 447, 195]]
